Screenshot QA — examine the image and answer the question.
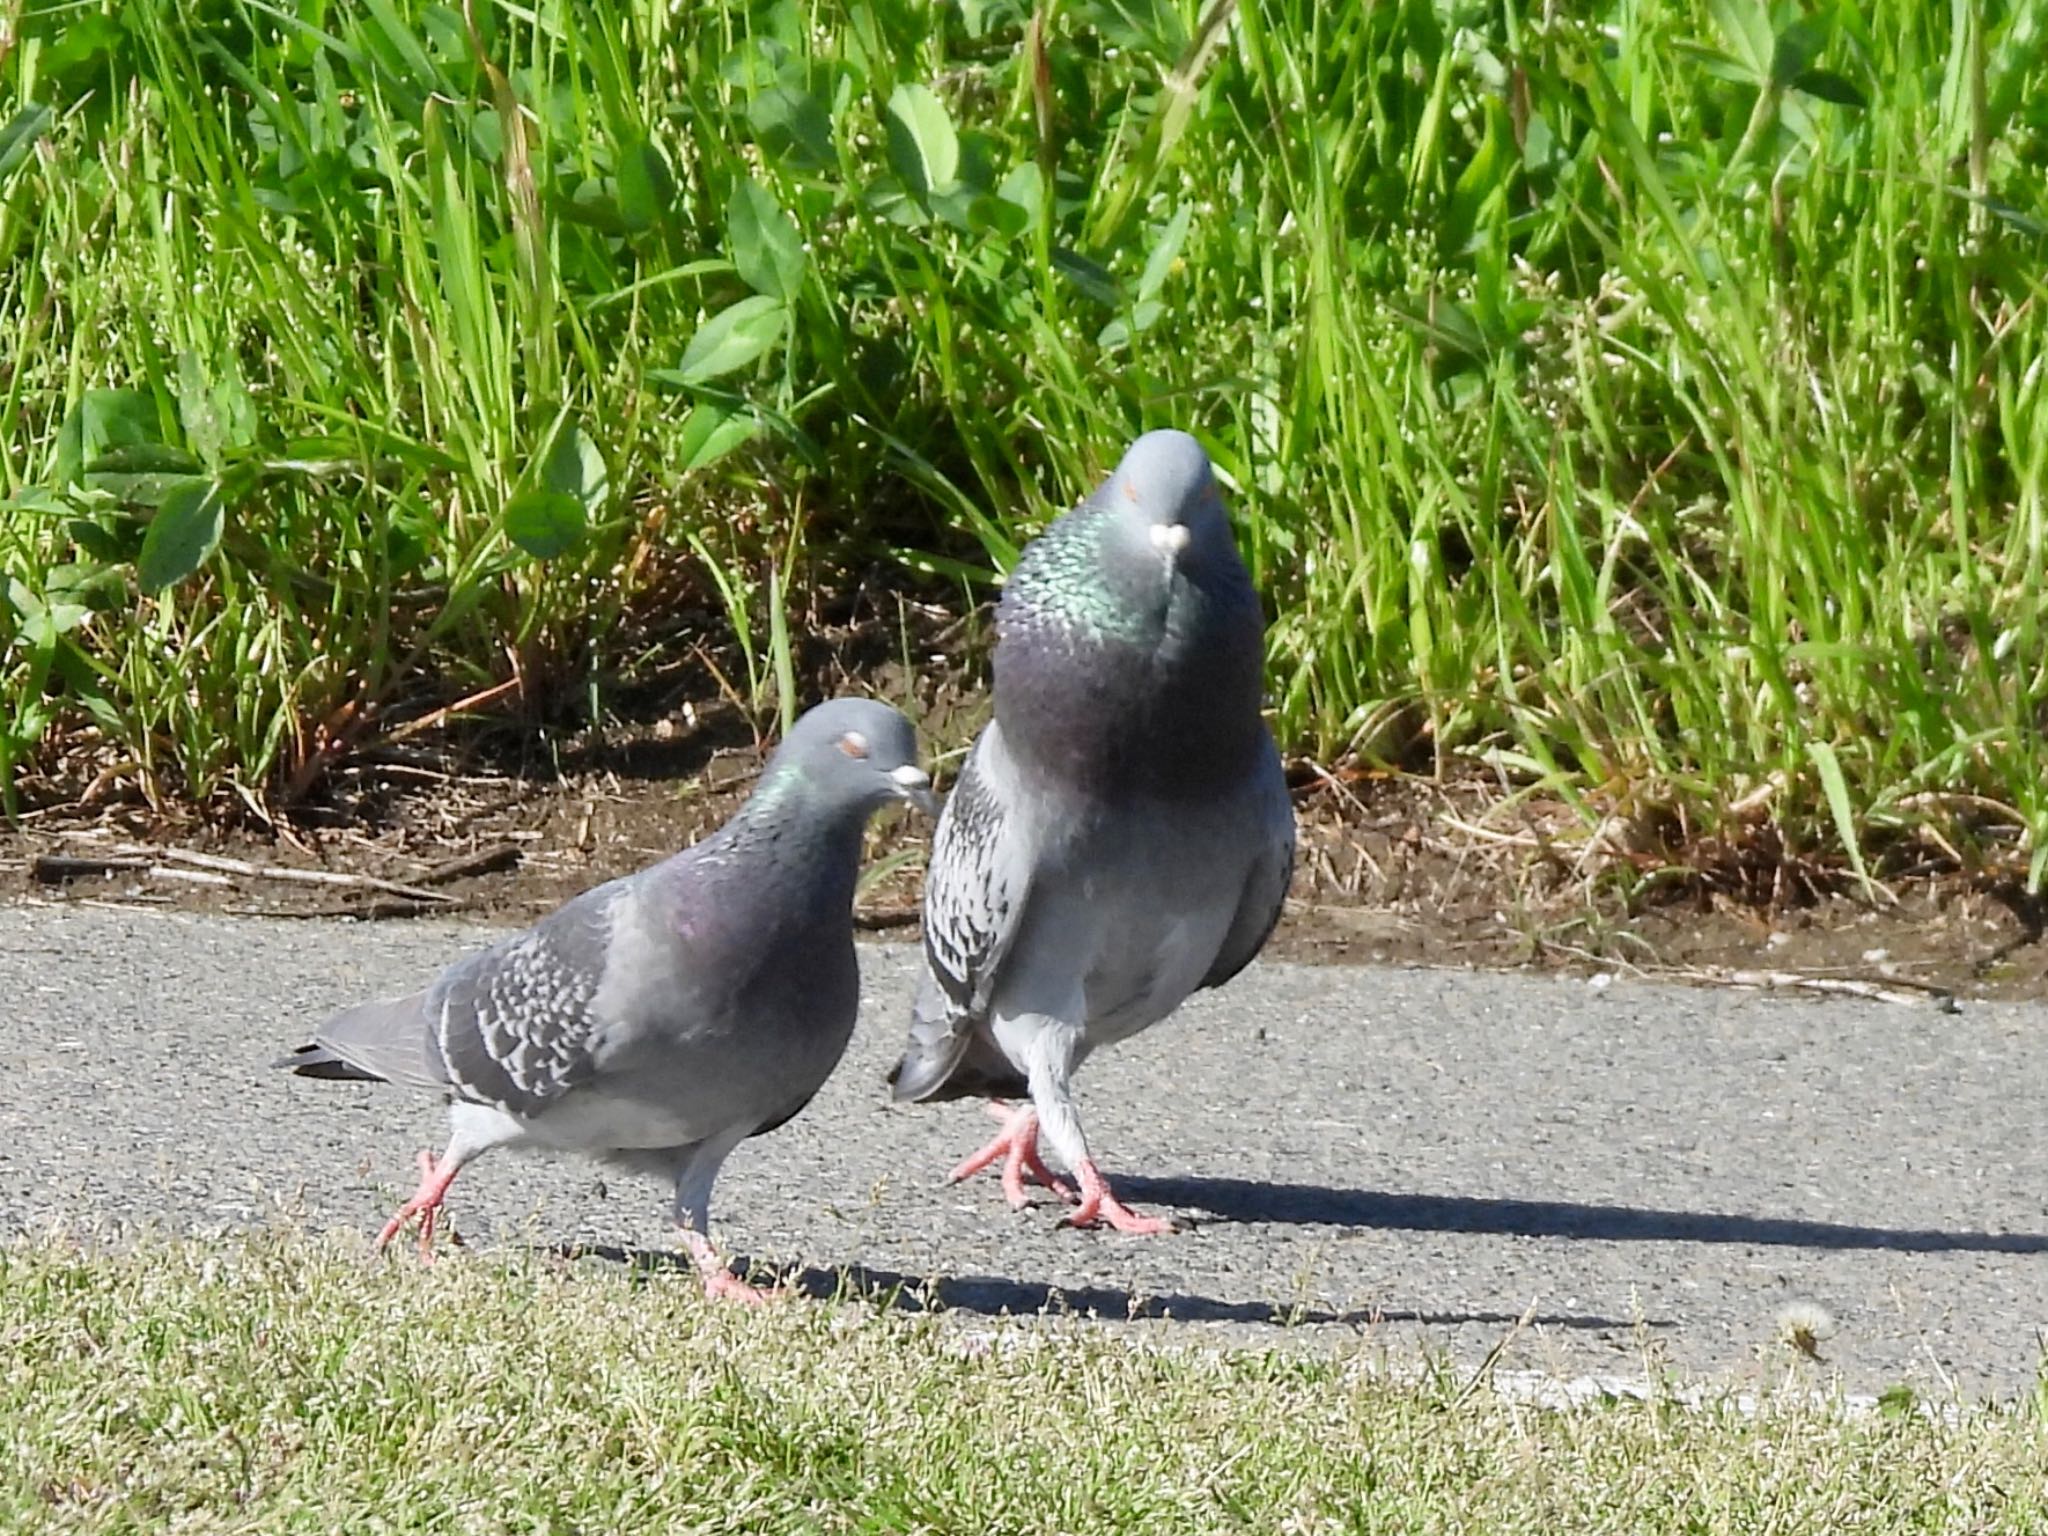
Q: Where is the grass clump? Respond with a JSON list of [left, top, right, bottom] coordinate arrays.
[[2, 0, 2047, 889], [2, 1231, 2046, 1532]]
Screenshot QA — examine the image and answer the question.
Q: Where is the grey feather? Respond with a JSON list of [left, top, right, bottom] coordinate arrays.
[[890, 430, 1296, 1153], [891, 722, 1037, 1103], [919, 728, 1033, 1010], [299, 992, 447, 1093], [281, 696, 934, 1247], [1198, 751, 1296, 992], [430, 882, 619, 1117]]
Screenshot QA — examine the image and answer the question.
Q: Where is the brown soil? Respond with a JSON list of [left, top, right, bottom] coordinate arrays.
[[8, 697, 2045, 1009]]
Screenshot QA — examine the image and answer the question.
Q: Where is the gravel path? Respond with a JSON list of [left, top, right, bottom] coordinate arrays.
[[3, 900, 2044, 1398]]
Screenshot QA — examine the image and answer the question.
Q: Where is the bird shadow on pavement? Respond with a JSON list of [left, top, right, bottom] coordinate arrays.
[[1110, 1174, 2048, 1255], [555, 1244, 1659, 1332]]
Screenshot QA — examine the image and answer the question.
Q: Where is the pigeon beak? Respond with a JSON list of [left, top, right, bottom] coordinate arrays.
[[1149, 522, 1192, 559], [888, 764, 940, 817]]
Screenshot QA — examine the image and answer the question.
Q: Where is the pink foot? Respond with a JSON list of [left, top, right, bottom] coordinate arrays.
[[945, 1101, 1078, 1209], [1065, 1160, 1177, 1235], [681, 1228, 773, 1305], [374, 1148, 463, 1261], [701, 1268, 773, 1306]]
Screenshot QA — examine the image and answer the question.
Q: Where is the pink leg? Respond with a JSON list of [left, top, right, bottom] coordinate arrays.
[[679, 1227, 772, 1305], [1065, 1159, 1176, 1236], [946, 1100, 1078, 1209], [374, 1148, 465, 1262]]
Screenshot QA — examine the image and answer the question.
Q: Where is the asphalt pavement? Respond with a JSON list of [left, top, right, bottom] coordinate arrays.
[[3, 899, 2044, 1398]]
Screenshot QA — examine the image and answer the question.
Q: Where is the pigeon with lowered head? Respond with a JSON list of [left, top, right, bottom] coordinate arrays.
[[889, 430, 1295, 1233], [280, 697, 934, 1300]]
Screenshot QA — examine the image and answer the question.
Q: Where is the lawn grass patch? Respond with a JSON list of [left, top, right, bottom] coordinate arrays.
[[4, 1, 2047, 892], [2, 1230, 2045, 1532]]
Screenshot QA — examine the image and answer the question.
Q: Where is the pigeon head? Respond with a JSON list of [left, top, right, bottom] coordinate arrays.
[[763, 697, 936, 817], [994, 429, 1268, 796], [1017, 429, 1245, 643], [1097, 429, 1230, 568]]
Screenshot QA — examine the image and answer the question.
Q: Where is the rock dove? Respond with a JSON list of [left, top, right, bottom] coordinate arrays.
[[888, 430, 1295, 1233], [279, 697, 935, 1300]]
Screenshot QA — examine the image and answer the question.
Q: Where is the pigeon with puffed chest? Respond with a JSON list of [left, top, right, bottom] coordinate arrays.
[[891, 430, 1295, 1233]]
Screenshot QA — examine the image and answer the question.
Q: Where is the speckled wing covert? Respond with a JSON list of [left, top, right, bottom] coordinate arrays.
[[890, 730, 1033, 1101], [309, 881, 625, 1121]]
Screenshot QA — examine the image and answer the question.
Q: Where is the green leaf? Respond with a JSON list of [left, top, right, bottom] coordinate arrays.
[[85, 444, 202, 476], [86, 471, 211, 509], [1679, 43, 1768, 86], [1793, 69, 1866, 108], [928, 184, 978, 231], [1075, 0, 1188, 59], [1807, 740, 1878, 902], [503, 490, 587, 559], [1051, 247, 1121, 308], [1388, 294, 1487, 360], [1769, 17, 1828, 91], [1097, 299, 1163, 349], [861, 174, 924, 228], [44, 13, 125, 80], [178, 351, 225, 467], [0, 488, 71, 516], [46, 559, 130, 611], [955, 129, 1000, 197], [749, 84, 834, 169], [727, 179, 807, 303], [616, 140, 675, 234], [5, 578, 90, 646], [993, 161, 1046, 237], [885, 83, 959, 202], [542, 422, 609, 513], [1136, 204, 1193, 303], [1707, 0, 1772, 82], [137, 480, 225, 591], [767, 561, 796, 737], [677, 401, 761, 471], [1447, 96, 1514, 254], [67, 516, 137, 563], [178, 352, 260, 466], [57, 389, 162, 487], [0, 104, 53, 181], [675, 296, 788, 385]]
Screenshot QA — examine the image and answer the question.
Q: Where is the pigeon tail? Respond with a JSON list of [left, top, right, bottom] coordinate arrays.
[[310, 993, 448, 1095], [274, 1042, 385, 1082], [887, 1038, 965, 1103], [888, 968, 1027, 1102]]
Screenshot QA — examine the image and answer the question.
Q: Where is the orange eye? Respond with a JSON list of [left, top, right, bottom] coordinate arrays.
[[838, 731, 870, 758]]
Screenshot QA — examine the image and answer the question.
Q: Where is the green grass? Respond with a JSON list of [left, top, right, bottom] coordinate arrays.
[[2, 1231, 2045, 1532], [4, 0, 2048, 889]]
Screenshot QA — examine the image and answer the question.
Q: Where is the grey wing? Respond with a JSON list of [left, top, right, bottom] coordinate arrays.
[[423, 879, 628, 1119], [889, 726, 1035, 1103], [1200, 744, 1296, 992]]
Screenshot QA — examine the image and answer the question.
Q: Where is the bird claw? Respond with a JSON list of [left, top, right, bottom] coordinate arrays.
[[701, 1268, 776, 1306], [1062, 1204, 1179, 1236], [947, 1101, 1078, 1208], [373, 1147, 461, 1262], [1062, 1161, 1178, 1235], [680, 1227, 781, 1305]]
